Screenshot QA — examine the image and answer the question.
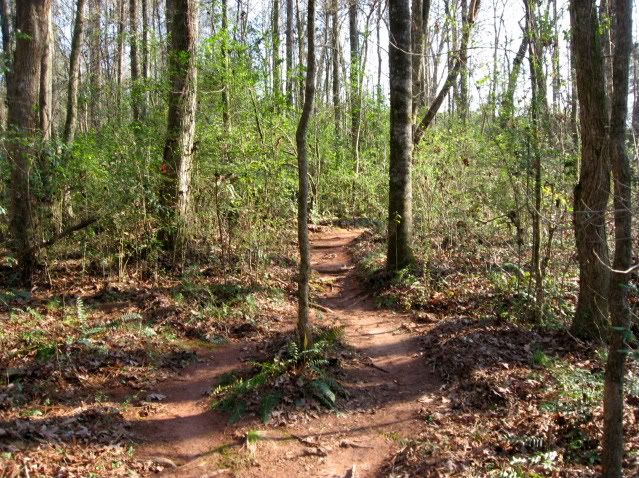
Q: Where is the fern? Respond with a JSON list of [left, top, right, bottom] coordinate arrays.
[[76, 297, 87, 323], [259, 391, 282, 423], [308, 379, 336, 408]]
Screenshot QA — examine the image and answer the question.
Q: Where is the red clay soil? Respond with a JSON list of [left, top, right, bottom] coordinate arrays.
[[130, 228, 437, 478]]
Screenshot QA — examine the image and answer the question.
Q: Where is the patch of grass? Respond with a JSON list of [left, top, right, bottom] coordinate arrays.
[[532, 349, 552, 368]]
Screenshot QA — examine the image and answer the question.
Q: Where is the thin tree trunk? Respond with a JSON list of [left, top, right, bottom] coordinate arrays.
[[458, 0, 469, 121], [221, 0, 230, 132], [527, 0, 544, 322], [6, 0, 52, 284], [64, 0, 86, 144], [331, 0, 340, 135], [551, 0, 560, 114], [116, 0, 125, 110], [500, 30, 528, 124], [295, 0, 316, 349], [272, 0, 281, 100], [376, 0, 383, 103], [387, 0, 413, 271], [142, 0, 150, 107], [39, 6, 53, 139], [414, 0, 481, 146], [411, 0, 424, 121], [130, 0, 143, 121], [348, 0, 360, 173], [160, 0, 198, 260], [602, 0, 632, 474], [296, 0, 305, 107], [569, 0, 610, 340], [285, 0, 294, 105], [89, 0, 101, 127]]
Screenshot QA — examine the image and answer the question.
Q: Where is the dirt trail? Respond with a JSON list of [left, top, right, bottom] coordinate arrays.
[[131, 228, 437, 478]]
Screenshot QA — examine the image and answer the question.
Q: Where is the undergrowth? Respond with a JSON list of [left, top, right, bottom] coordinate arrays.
[[210, 326, 346, 423]]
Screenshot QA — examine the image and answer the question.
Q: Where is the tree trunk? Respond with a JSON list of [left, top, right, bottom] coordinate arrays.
[[296, 0, 305, 107], [458, 0, 469, 121], [221, 0, 230, 132], [89, 0, 101, 128], [569, 0, 610, 340], [331, 0, 340, 141], [160, 0, 198, 260], [295, 0, 315, 349], [39, 6, 53, 139], [272, 0, 281, 100], [64, 0, 86, 145], [551, 0, 560, 115], [348, 0, 360, 173], [6, 0, 52, 284], [285, 0, 294, 106], [527, 0, 544, 322], [130, 0, 143, 121], [411, 0, 424, 121], [141, 0, 150, 107], [499, 30, 528, 124], [414, 0, 481, 146], [116, 0, 125, 110], [633, 45, 639, 138], [602, 0, 632, 475], [387, 0, 413, 271]]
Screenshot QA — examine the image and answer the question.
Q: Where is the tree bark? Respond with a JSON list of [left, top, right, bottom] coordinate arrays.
[[602, 0, 632, 475], [331, 0, 340, 140], [414, 0, 480, 146], [39, 5, 53, 139], [130, 0, 143, 121], [116, 0, 125, 110], [411, 0, 424, 121], [89, 0, 102, 128], [6, 0, 52, 284], [569, 0, 610, 341], [295, 0, 316, 349], [285, 0, 294, 105], [272, 0, 281, 100], [221, 0, 230, 132], [499, 30, 528, 124], [64, 0, 86, 145], [348, 0, 360, 172], [387, 0, 413, 271], [458, 0, 469, 121], [160, 0, 198, 259], [141, 0, 150, 107]]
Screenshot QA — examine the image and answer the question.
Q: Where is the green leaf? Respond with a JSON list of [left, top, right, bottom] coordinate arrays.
[[259, 391, 281, 424]]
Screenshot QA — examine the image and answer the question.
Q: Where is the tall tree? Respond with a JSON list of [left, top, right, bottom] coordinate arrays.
[[348, 0, 360, 172], [331, 0, 340, 139], [89, 0, 102, 127], [458, 0, 469, 121], [160, 0, 198, 259], [387, 0, 413, 271], [64, 0, 86, 144], [6, 0, 52, 284], [129, 0, 143, 121], [414, 0, 481, 146], [285, 0, 294, 105], [569, 0, 610, 340], [39, 5, 53, 139], [602, 0, 633, 475], [221, 0, 230, 132], [272, 0, 281, 99], [116, 0, 126, 110], [295, 0, 316, 349]]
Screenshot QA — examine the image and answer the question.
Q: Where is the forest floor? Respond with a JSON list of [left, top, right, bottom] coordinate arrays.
[[132, 227, 436, 478], [1, 227, 639, 477]]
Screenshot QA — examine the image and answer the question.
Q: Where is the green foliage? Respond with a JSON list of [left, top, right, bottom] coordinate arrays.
[[210, 330, 345, 423]]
